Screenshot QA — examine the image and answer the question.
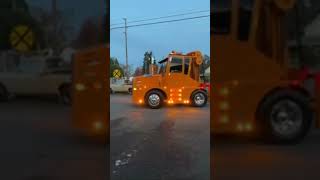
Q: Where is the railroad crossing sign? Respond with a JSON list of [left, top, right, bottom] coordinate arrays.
[[9, 25, 35, 52], [113, 69, 122, 78]]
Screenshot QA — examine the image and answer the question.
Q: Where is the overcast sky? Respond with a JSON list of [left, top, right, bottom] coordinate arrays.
[[110, 0, 210, 69]]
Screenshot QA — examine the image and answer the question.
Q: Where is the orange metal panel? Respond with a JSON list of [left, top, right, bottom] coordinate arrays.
[[132, 52, 202, 106], [72, 45, 109, 137]]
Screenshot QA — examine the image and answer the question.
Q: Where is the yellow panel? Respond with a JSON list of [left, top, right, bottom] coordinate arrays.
[[211, 36, 291, 134], [72, 45, 109, 137]]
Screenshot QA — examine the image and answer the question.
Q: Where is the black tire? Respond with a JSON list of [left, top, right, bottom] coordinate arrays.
[[60, 85, 71, 105], [110, 88, 114, 94], [191, 90, 208, 107], [145, 90, 164, 109], [257, 89, 312, 144], [0, 84, 9, 102], [128, 88, 132, 95]]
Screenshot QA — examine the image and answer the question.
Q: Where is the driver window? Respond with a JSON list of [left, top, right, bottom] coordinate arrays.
[[158, 61, 167, 74], [170, 57, 183, 73], [212, 0, 232, 34], [184, 58, 190, 75], [238, 0, 254, 41]]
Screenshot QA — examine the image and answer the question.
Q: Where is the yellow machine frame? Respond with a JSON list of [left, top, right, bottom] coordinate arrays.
[[132, 51, 205, 107], [210, 0, 313, 134], [72, 45, 109, 138]]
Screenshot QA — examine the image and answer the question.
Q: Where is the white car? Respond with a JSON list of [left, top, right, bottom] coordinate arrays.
[[0, 55, 71, 104], [110, 81, 132, 94]]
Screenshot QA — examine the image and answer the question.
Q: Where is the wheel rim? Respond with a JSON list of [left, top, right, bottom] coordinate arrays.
[[194, 93, 205, 105], [148, 94, 160, 107], [270, 99, 303, 136]]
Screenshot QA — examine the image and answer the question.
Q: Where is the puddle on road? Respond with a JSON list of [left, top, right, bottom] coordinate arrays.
[[113, 149, 139, 174]]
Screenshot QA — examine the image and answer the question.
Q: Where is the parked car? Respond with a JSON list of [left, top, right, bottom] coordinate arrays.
[[110, 81, 132, 94], [0, 54, 71, 104]]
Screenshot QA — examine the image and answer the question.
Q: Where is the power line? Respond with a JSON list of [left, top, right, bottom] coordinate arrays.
[[111, 9, 209, 25], [110, 10, 209, 26], [110, 9, 210, 26], [110, 15, 209, 30], [129, 10, 210, 24]]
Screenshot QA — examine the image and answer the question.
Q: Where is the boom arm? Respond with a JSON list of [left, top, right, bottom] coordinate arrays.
[[187, 51, 203, 82]]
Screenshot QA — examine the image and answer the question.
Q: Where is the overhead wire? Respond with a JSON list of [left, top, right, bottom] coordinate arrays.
[[110, 15, 210, 30], [110, 9, 210, 26]]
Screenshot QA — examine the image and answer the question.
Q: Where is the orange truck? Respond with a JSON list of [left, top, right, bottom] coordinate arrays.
[[71, 45, 109, 141], [212, 0, 320, 143], [132, 51, 208, 109]]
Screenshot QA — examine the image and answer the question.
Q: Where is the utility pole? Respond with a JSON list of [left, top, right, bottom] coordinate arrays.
[[51, 0, 58, 51], [12, 0, 17, 12], [52, 0, 57, 30], [123, 18, 129, 80]]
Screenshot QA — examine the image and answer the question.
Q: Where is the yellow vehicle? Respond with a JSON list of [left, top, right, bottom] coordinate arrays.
[[72, 45, 109, 141], [132, 51, 208, 109], [212, 0, 318, 143]]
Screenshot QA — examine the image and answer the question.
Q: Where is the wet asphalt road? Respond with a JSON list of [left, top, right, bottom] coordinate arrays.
[[6, 95, 319, 180], [212, 131, 320, 180], [0, 97, 107, 180], [110, 94, 210, 180]]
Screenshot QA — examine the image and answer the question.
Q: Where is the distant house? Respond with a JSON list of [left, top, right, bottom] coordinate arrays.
[[205, 67, 210, 77], [285, 2, 320, 94], [200, 67, 210, 82], [287, 6, 320, 70]]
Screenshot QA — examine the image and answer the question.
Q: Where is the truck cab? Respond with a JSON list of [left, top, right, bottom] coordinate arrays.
[[211, 0, 316, 143], [132, 51, 208, 109]]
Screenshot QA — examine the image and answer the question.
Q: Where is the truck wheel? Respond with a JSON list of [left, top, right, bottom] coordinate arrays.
[[110, 88, 114, 94], [257, 89, 312, 144], [0, 84, 9, 102], [191, 90, 207, 107], [128, 88, 132, 95], [145, 90, 164, 109], [60, 85, 71, 105]]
